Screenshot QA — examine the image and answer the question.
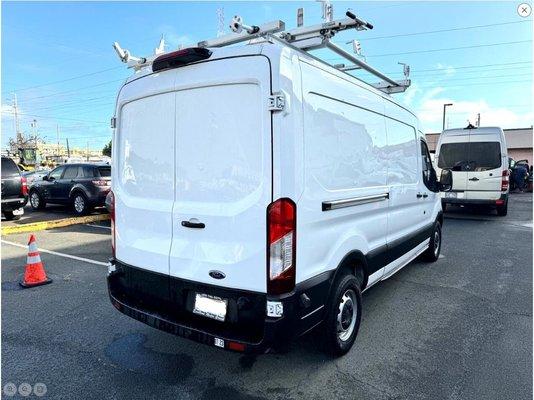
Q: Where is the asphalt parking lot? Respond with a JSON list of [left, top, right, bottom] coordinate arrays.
[[1, 193, 532, 399]]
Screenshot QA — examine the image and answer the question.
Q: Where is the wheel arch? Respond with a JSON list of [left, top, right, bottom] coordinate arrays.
[[329, 250, 370, 293]]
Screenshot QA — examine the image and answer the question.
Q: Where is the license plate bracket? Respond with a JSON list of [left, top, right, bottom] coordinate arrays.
[[193, 293, 227, 322]]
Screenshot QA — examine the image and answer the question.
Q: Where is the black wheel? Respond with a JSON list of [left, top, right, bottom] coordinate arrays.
[[323, 273, 362, 357], [3, 211, 21, 221], [29, 190, 46, 210], [497, 199, 508, 216], [72, 192, 90, 216], [423, 221, 442, 262]]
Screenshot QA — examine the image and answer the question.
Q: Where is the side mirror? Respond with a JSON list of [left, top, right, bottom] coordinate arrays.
[[42, 175, 49, 181], [439, 169, 453, 192]]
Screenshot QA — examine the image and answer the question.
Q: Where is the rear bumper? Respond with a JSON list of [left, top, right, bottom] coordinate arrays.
[[107, 259, 330, 354], [1, 196, 28, 211], [442, 193, 507, 206]]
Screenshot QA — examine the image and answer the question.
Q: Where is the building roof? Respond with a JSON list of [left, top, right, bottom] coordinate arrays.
[[426, 127, 532, 151]]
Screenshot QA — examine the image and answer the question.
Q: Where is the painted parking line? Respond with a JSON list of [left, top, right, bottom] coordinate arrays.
[[1, 214, 110, 236], [85, 224, 111, 230], [1, 239, 108, 266]]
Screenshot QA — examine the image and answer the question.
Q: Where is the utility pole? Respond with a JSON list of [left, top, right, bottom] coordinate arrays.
[[56, 124, 60, 159], [216, 7, 225, 37], [66, 138, 70, 158], [442, 103, 453, 131], [476, 113, 481, 127], [12, 93, 21, 144]]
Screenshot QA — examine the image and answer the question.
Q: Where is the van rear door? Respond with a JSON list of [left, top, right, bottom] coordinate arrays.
[[465, 138, 502, 198], [437, 140, 469, 192], [169, 56, 272, 293]]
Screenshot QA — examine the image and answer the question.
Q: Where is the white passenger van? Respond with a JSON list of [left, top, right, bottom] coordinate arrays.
[[107, 13, 452, 356], [435, 126, 509, 216]]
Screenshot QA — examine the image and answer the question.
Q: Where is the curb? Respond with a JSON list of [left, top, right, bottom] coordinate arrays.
[[1, 214, 110, 236]]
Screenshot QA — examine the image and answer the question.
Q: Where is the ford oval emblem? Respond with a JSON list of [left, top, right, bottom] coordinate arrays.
[[209, 270, 226, 280]]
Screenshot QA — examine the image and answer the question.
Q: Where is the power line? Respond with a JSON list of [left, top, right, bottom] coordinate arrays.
[[341, 20, 530, 42], [1, 111, 108, 125], [364, 39, 532, 58], [6, 66, 123, 93], [20, 78, 127, 101], [413, 72, 532, 83]]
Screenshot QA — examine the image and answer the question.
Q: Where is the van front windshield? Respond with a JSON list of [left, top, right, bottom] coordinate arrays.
[[438, 142, 501, 171]]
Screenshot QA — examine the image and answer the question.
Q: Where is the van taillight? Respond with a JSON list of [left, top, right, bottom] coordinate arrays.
[[21, 176, 28, 196], [501, 170, 510, 191], [105, 191, 115, 258], [267, 198, 296, 295]]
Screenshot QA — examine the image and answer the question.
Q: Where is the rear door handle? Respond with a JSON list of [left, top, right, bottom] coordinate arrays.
[[469, 177, 479, 181], [181, 220, 205, 229]]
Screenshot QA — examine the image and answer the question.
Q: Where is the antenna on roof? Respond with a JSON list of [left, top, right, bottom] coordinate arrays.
[[154, 35, 166, 55]]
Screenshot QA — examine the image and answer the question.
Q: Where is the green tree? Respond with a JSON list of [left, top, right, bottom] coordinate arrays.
[[102, 140, 112, 157]]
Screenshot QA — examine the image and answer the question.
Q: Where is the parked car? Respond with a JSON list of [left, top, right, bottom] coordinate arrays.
[[1, 156, 28, 220], [435, 126, 509, 216], [29, 163, 111, 215], [22, 169, 50, 187], [107, 41, 453, 356]]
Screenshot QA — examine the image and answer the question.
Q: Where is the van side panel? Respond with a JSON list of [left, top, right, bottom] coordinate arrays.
[[298, 60, 389, 286]]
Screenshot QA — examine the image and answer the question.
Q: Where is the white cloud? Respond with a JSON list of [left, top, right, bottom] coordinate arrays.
[[416, 96, 533, 133]]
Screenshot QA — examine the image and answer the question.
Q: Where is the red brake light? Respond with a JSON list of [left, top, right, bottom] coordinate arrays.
[[105, 191, 115, 258], [21, 176, 28, 196], [152, 47, 212, 72], [267, 198, 296, 295], [501, 169, 509, 191]]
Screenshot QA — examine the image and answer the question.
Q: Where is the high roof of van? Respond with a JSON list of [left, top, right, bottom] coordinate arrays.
[[441, 126, 504, 136], [121, 41, 414, 118]]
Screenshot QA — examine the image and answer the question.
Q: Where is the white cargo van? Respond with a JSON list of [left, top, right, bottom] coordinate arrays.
[[107, 14, 453, 356], [435, 126, 509, 216]]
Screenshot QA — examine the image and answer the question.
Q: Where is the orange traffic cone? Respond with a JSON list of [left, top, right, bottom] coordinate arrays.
[[19, 234, 52, 288]]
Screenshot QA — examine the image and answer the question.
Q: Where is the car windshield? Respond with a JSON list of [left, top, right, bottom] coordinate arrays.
[[438, 141, 501, 171]]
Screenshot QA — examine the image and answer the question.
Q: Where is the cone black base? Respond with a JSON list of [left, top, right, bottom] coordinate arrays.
[[19, 278, 53, 289]]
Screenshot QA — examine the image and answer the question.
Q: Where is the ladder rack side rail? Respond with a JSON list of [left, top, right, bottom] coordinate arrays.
[[266, 34, 387, 94], [325, 41, 399, 87]]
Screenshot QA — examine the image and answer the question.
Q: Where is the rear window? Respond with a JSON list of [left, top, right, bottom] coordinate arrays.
[[1, 158, 20, 177], [438, 142, 501, 171], [96, 166, 111, 177]]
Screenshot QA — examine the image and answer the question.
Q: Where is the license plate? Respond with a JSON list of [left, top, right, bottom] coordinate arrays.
[[445, 192, 457, 199], [12, 208, 24, 216], [193, 293, 227, 322]]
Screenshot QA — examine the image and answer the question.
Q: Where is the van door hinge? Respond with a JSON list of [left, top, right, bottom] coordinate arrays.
[[268, 93, 285, 112], [110, 117, 116, 129]]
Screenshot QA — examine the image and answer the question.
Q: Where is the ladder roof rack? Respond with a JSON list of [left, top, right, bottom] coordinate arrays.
[[113, 6, 410, 95]]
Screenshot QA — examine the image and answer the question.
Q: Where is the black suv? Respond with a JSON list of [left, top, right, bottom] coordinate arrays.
[[1, 156, 28, 220], [29, 163, 111, 215]]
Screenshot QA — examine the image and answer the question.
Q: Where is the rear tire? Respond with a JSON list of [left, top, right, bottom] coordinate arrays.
[[323, 273, 362, 357], [72, 193, 90, 216], [497, 199, 508, 216], [423, 221, 442, 262], [29, 190, 46, 210], [3, 211, 21, 221]]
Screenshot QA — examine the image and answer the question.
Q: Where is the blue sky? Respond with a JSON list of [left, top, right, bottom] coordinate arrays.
[[2, 1, 532, 151]]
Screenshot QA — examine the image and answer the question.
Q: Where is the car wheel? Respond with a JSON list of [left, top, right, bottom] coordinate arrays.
[[72, 193, 89, 215], [423, 221, 442, 262], [323, 273, 362, 357], [497, 199, 508, 216], [29, 190, 46, 210], [3, 211, 21, 221]]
